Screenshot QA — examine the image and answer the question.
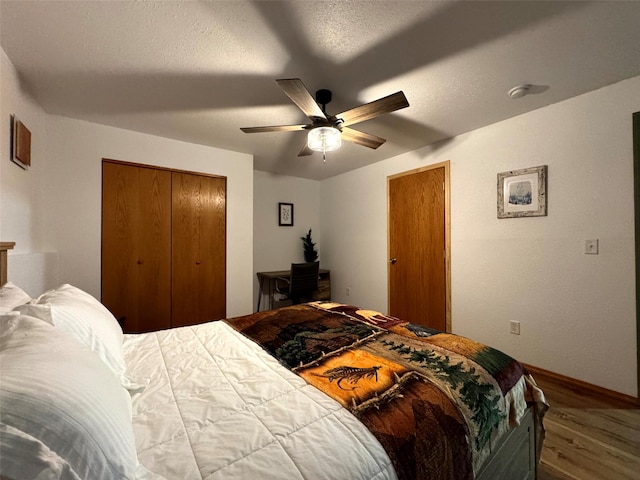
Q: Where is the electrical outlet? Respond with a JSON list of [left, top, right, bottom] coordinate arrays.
[[345, 287, 350, 296], [510, 320, 520, 335]]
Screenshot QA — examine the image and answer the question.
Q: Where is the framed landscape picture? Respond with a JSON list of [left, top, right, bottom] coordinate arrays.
[[497, 165, 547, 218]]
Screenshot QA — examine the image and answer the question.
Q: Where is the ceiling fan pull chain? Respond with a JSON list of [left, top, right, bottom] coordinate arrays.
[[323, 151, 327, 163]]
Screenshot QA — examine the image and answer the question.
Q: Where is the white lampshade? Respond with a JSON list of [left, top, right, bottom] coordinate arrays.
[[307, 126, 342, 153]]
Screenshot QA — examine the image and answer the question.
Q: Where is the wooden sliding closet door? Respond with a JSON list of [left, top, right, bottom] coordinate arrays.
[[102, 162, 172, 333], [171, 172, 226, 327]]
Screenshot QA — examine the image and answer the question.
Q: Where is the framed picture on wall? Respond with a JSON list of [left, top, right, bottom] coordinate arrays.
[[279, 202, 294, 226], [497, 165, 547, 218], [10, 115, 31, 170]]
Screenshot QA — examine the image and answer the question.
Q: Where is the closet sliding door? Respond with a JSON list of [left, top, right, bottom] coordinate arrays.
[[171, 172, 226, 327], [102, 162, 172, 333]]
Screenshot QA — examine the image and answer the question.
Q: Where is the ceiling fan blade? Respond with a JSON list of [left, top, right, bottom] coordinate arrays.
[[276, 78, 327, 120], [298, 142, 313, 157], [240, 124, 308, 133], [336, 91, 409, 127], [341, 127, 386, 149]]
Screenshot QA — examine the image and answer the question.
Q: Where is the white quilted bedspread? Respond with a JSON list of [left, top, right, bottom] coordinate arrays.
[[123, 320, 397, 480]]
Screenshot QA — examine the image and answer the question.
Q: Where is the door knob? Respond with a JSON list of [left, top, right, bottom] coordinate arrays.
[[390, 258, 397, 264]]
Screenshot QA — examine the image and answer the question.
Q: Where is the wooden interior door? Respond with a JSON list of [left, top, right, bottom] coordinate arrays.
[[388, 164, 448, 331], [171, 172, 226, 327], [102, 161, 172, 333]]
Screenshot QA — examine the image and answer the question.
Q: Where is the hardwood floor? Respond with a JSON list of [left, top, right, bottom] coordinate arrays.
[[531, 369, 640, 480]]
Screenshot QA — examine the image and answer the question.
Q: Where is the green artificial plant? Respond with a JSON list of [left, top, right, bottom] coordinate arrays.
[[301, 229, 318, 263]]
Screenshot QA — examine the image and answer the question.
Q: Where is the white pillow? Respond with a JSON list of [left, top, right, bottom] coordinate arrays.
[[0, 282, 31, 314], [0, 314, 138, 479], [0, 423, 81, 480], [24, 284, 128, 385]]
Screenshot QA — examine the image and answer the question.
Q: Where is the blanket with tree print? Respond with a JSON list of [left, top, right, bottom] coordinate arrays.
[[225, 302, 534, 480]]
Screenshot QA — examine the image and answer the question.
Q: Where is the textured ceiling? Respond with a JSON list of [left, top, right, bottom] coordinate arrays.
[[2, 1, 640, 180]]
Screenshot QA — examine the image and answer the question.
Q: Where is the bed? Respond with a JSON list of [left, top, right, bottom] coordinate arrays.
[[0, 249, 546, 479]]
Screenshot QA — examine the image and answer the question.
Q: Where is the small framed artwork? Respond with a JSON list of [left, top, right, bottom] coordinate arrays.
[[497, 165, 547, 218], [10, 115, 31, 170], [278, 202, 294, 226]]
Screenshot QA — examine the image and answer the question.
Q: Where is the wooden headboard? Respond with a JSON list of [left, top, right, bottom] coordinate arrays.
[[1, 242, 15, 285]]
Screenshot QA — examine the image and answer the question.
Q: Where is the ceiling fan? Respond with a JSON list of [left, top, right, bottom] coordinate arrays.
[[241, 78, 409, 159]]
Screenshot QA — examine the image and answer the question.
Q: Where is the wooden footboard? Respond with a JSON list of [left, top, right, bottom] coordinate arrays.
[[1, 241, 16, 284], [477, 407, 536, 480]]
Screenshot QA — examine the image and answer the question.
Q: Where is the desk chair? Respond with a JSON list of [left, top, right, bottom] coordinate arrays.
[[275, 262, 320, 305]]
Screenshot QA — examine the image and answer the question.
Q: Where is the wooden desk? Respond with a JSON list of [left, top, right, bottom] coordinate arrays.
[[256, 268, 330, 311]]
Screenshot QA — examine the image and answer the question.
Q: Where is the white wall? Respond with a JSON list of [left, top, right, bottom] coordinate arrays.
[[1, 49, 59, 296], [0, 49, 48, 254], [1, 48, 255, 317], [320, 161, 389, 313], [42, 116, 254, 317], [253, 170, 320, 310], [321, 76, 640, 397]]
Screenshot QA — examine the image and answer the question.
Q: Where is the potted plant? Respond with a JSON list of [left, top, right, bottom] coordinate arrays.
[[301, 229, 318, 263]]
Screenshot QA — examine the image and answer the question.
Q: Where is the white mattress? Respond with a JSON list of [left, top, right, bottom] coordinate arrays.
[[123, 320, 397, 480]]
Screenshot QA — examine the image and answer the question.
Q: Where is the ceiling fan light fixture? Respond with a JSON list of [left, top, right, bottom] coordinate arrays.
[[308, 126, 342, 153]]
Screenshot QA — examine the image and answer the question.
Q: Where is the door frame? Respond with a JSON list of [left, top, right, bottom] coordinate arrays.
[[387, 160, 451, 332], [633, 111, 639, 400]]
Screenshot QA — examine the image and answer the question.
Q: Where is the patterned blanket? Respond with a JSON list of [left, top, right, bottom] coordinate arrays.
[[225, 302, 533, 480]]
